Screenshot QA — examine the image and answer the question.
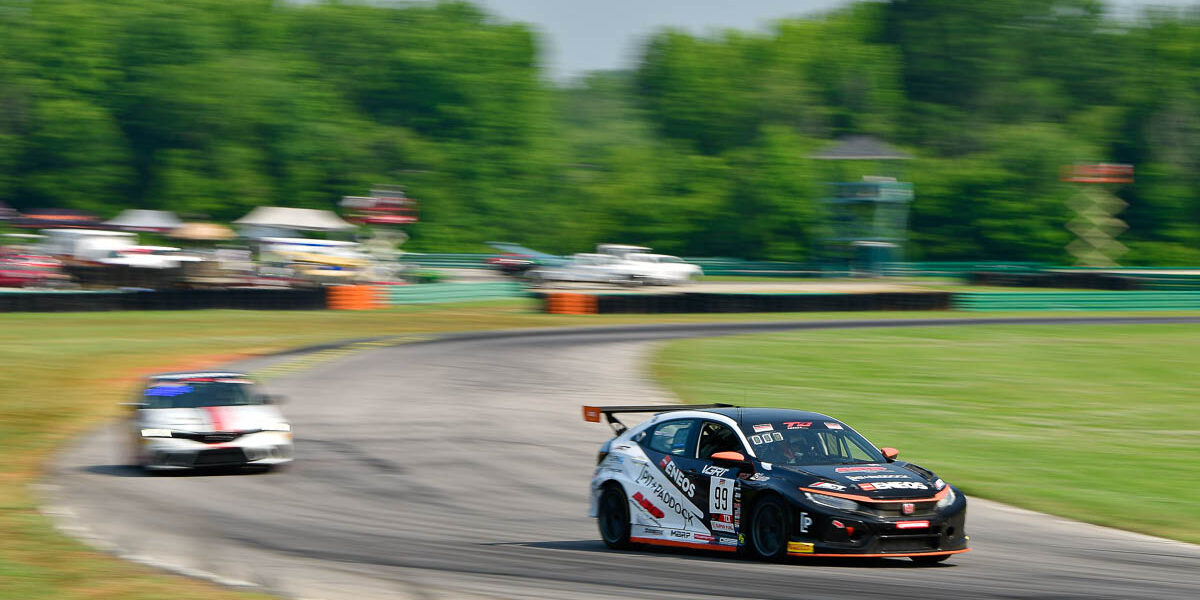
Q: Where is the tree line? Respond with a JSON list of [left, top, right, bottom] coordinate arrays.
[[1, 0, 1199, 264]]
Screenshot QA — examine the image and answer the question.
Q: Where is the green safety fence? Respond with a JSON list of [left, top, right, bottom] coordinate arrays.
[[385, 281, 527, 304], [953, 291, 1200, 311], [400, 253, 491, 269]]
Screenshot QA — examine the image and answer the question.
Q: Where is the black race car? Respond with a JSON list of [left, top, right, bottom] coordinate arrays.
[[585, 404, 969, 563]]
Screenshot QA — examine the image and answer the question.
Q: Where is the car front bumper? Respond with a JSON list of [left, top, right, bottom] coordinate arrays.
[[139, 431, 293, 470], [786, 504, 969, 557]]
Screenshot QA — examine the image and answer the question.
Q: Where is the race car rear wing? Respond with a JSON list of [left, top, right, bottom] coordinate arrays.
[[582, 403, 734, 435]]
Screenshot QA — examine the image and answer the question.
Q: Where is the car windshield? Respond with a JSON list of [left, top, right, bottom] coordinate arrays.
[[742, 421, 886, 466], [142, 380, 260, 409]]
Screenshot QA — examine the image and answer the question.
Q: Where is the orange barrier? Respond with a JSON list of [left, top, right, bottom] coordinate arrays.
[[545, 292, 597, 314], [326, 285, 386, 310]]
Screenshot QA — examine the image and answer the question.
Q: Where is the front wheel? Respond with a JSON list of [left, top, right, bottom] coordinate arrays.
[[597, 484, 632, 549], [748, 495, 791, 561]]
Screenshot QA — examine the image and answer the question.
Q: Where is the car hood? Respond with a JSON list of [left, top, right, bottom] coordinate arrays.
[[775, 463, 943, 499], [140, 405, 286, 432]]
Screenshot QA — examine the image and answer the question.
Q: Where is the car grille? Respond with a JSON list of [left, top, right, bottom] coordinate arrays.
[[193, 448, 248, 466], [173, 431, 246, 444], [878, 535, 940, 553], [862, 500, 939, 518]]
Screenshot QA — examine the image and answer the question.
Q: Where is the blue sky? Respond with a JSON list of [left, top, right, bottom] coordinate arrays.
[[474, 0, 1199, 80]]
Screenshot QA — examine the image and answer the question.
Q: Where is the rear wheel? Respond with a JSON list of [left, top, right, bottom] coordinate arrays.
[[911, 554, 951, 565], [597, 483, 632, 549], [748, 495, 791, 561]]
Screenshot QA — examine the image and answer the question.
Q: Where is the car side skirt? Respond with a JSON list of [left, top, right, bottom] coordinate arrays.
[[631, 537, 739, 552], [787, 548, 972, 558]]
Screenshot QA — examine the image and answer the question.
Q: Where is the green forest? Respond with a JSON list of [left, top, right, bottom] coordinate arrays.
[[1, 0, 1199, 263]]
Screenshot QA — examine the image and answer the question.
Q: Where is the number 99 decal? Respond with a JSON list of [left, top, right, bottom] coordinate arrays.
[[709, 476, 734, 515]]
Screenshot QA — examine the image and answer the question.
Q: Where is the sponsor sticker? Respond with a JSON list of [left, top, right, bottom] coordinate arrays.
[[693, 533, 714, 542], [634, 465, 703, 527], [145, 384, 192, 397], [750, 435, 763, 445], [896, 520, 930, 530], [784, 421, 812, 429], [799, 512, 813, 533], [824, 422, 843, 430], [709, 476, 735, 515], [810, 481, 847, 491], [711, 518, 736, 533], [787, 541, 814, 554], [846, 474, 911, 481], [718, 537, 739, 546], [772, 432, 783, 441], [642, 527, 663, 536], [752, 423, 774, 433], [702, 465, 729, 476], [659, 457, 697, 498], [670, 530, 691, 539], [632, 491, 665, 519], [859, 481, 929, 491], [738, 472, 770, 482], [835, 466, 886, 473]]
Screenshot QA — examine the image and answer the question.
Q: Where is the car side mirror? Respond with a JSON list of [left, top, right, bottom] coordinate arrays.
[[711, 451, 754, 473], [880, 447, 899, 462]]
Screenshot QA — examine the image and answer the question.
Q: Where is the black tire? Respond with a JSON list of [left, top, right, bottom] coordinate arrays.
[[748, 495, 791, 561], [911, 554, 951, 565], [597, 483, 632, 549]]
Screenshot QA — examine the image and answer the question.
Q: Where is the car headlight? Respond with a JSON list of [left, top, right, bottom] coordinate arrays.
[[261, 423, 291, 432], [936, 486, 957, 509], [140, 428, 172, 438], [804, 491, 860, 511]]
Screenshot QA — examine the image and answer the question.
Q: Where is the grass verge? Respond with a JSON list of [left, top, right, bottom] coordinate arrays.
[[4, 304, 1199, 598], [653, 323, 1200, 544]]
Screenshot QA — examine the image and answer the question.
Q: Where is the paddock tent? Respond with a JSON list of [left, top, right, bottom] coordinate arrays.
[[234, 207, 355, 232], [104, 209, 183, 233]]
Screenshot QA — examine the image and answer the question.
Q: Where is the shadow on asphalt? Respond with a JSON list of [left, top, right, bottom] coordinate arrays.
[[82, 464, 273, 477], [495, 540, 957, 568]]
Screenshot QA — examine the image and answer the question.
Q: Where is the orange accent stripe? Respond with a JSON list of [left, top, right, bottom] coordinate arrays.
[[798, 486, 951, 504], [631, 537, 738, 552], [788, 548, 971, 558]]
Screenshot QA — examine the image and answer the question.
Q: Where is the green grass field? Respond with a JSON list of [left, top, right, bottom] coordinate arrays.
[[0, 303, 1010, 600], [653, 323, 1200, 544], [3, 306, 1199, 598]]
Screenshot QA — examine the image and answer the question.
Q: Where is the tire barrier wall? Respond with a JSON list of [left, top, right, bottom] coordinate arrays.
[[544, 293, 598, 314], [0, 288, 327, 313], [535, 292, 954, 314]]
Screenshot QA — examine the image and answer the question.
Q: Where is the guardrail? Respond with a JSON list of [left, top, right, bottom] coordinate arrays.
[[953, 291, 1200, 311], [323, 282, 527, 309]]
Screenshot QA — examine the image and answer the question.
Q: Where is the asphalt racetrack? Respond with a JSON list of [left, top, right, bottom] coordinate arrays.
[[46, 317, 1200, 599]]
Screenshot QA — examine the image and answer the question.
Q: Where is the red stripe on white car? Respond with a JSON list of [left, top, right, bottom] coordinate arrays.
[[204, 406, 226, 431]]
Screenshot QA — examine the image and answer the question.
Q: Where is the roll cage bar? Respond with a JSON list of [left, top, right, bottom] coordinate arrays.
[[582, 403, 734, 435]]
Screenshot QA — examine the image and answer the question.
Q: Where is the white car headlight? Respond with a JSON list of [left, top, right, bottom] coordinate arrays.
[[936, 486, 957, 509], [805, 491, 860, 511], [261, 423, 291, 432], [140, 428, 172, 438]]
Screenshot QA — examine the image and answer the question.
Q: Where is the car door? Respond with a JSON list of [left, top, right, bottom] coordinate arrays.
[[692, 420, 749, 542], [631, 419, 708, 537]]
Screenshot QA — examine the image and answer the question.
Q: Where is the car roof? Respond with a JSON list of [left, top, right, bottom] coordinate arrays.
[[690, 407, 837, 424], [148, 371, 250, 381]]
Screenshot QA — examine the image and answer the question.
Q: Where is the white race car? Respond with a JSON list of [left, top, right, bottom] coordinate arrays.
[[127, 372, 294, 471]]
